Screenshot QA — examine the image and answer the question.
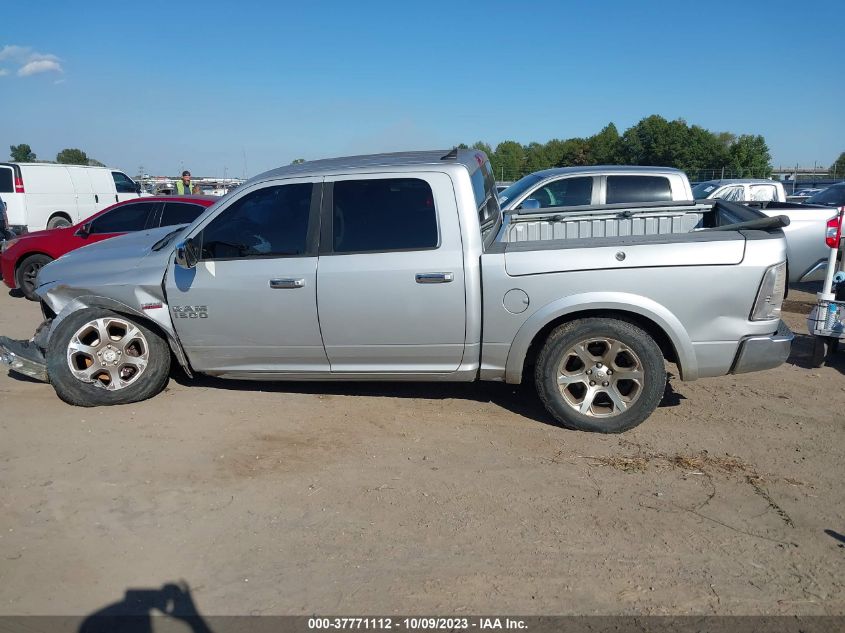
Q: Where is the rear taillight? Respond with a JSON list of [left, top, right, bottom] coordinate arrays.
[[13, 176, 24, 193], [826, 209, 844, 248]]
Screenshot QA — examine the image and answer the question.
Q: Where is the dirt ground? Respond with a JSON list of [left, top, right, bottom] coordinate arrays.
[[1, 284, 843, 617]]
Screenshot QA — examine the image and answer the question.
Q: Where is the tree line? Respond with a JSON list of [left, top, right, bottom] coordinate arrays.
[[460, 115, 779, 182], [9, 144, 104, 167]]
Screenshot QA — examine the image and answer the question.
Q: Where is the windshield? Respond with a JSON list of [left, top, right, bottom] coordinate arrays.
[[691, 182, 719, 198], [497, 173, 544, 206], [807, 185, 845, 207]]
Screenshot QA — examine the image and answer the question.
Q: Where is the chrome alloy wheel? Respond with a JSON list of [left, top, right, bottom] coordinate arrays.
[[66, 317, 150, 390], [556, 337, 644, 417]]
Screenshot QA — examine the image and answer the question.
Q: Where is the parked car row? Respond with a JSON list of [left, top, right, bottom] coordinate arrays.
[[0, 149, 792, 434], [1, 196, 214, 299], [0, 162, 146, 234]]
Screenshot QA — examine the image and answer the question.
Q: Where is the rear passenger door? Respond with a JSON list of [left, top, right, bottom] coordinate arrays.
[[316, 174, 467, 373]]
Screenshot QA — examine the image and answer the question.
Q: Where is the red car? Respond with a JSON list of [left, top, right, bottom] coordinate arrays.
[[1, 196, 215, 300]]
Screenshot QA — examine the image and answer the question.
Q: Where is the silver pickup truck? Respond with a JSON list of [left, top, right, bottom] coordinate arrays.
[[0, 150, 793, 433]]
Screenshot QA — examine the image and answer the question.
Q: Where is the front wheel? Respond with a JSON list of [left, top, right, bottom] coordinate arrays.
[[534, 318, 667, 433], [47, 309, 171, 407], [15, 254, 53, 301]]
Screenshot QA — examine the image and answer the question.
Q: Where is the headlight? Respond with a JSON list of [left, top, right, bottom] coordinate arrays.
[[751, 262, 786, 321], [1, 237, 19, 253]]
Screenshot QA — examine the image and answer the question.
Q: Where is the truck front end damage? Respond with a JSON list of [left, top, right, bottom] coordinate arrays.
[[0, 225, 193, 383]]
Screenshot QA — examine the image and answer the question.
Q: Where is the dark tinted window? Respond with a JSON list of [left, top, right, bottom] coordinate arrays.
[[528, 177, 593, 208], [89, 202, 158, 234], [333, 178, 437, 253], [160, 202, 205, 227], [199, 184, 311, 259], [606, 176, 673, 204], [471, 160, 501, 232], [0, 167, 12, 193], [807, 185, 845, 207], [112, 172, 137, 193]]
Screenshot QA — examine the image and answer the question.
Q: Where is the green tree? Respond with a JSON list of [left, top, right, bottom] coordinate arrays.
[[471, 141, 494, 159], [87, 158, 106, 167], [829, 152, 845, 178], [10, 144, 36, 162], [56, 148, 89, 165], [726, 135, 771, 178], [491, 141, 525, 181], [587, 123, 621, 164]]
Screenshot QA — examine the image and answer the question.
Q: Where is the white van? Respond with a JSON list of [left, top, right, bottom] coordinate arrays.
[[0, 163, 144, 233]]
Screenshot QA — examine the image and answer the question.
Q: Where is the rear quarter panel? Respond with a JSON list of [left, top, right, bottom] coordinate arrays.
[[480, 232, 787, 383]]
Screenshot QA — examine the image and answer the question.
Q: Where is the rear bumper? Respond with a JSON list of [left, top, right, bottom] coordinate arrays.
[[0, 337, 48, 382], [730, 320, 793, 375]]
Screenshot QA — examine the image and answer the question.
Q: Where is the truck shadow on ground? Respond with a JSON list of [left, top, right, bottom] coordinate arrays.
[[78, 582, 213, 633], [172, 372, 684, 427]]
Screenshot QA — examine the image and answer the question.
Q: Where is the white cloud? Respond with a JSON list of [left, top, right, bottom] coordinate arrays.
[[18, 59, 62, 76], [0, 44, 63, 77]]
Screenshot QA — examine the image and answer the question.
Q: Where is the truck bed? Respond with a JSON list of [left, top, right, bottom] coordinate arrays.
[[499, 200, 772, 244]]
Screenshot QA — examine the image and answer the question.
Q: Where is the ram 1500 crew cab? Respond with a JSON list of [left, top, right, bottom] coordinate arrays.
[[0, 150, 792, 433]]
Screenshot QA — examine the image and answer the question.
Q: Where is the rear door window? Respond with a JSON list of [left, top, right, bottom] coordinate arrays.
[[750, 184, 777, 201], [89, 201, 158, 234], [0, 167, 13, 193], [160, 202, 206, 227], [332, 178, 438, 253], [606, 176, 673, 204]]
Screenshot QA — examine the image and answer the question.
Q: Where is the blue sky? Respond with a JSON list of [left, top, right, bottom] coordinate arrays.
[[1, 0, 842, 177]]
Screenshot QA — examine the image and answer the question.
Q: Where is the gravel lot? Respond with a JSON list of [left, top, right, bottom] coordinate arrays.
[[1, 284, 843, 616]]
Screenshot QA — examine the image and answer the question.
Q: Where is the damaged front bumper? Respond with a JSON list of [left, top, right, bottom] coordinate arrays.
[[0, 336, 48, 383]]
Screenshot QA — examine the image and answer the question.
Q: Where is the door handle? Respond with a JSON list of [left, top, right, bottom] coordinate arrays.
[[94, 194, 99, 203], [115, 195, 118, 202], [415, 272, 454, 284], [269, 278, 306, 289]]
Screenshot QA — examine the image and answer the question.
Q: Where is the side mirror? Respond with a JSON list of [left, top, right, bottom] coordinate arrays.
[[135, 181, 142, 195], [75, 222, 92, 238], [520, 198, 541, 210], [175, 238, 199, 269]]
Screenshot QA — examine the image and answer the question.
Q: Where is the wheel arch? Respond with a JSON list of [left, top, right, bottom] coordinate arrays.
[[45, 295, 193, 377], [505, 293, 698, 384], [47, 211, 73, 225]]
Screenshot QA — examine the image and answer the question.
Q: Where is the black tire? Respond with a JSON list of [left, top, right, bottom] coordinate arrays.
[[811, 336, 839, 368], [15, 254, 53, 301], [534, 318, 666, 433], [47, 308, 171, 407], [46, 215, 72, 229]]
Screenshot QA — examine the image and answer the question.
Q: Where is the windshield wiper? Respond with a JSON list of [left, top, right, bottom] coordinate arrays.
[[152, 226, 187, 251]]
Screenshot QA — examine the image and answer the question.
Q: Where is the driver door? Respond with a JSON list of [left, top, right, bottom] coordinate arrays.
[[164, 179, 328, 373]]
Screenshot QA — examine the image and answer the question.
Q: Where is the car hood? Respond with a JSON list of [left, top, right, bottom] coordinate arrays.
[[13, 226, 74, 243], [37, 225, 182, 287]]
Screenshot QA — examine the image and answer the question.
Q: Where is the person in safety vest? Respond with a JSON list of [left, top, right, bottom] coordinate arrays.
[[175, 170, 193, 195]]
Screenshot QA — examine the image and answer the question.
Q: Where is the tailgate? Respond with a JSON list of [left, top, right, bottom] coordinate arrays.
[[504, 234, 746, 276]]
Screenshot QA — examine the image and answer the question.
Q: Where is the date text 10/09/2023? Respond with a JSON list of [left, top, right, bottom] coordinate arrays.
[[308, 618, 528, 630]]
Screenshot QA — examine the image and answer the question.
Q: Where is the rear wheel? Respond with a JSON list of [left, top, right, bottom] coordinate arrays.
[[46, 215, 72, 229], [534, 318, 667, 433], [47, 309, 171, 407], [15, 254, 53, 301]]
